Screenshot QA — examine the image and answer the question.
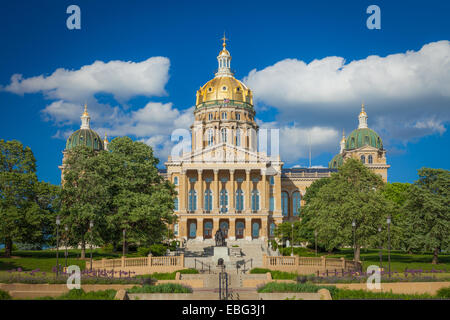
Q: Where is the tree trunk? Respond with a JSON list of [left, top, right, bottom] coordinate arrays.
[[354, 246, 361, 262], [80, 236, 86, 259], [432, 247, 439, 264], [5, 238, 12, 258], [122, 229, 128, 256]]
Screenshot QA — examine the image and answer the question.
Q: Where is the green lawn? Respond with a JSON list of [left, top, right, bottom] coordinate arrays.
[[283, 247, 450, 272]]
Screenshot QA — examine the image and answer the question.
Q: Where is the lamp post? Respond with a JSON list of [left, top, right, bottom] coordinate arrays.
[[55, 215, 60, 276], [64, 225, 68, 269], [378, 226, 382, 270], [314, 230, 318, 256], [290, 223, 294, 257], [387, 216, 391, 278], [89, 220, 94, 272], [122, 229, 126, 257], [352, 220, 356, 261]]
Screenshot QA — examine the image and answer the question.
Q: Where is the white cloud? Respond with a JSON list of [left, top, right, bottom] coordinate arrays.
[[3, 57, 170, 102], [244, 40, 450, 146]]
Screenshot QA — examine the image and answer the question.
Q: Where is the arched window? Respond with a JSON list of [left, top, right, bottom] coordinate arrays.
[[252, 222, 260, 238], [188, 190, 197, 211], [236, 113, 241, 120], [251, 189, 260, 211], [208, 113, 213, 120], [368, 155, 373, 164], [204, 189, 212, 211], [235, 128, 241, 146], [220, 189, 228, 213], [281, 191, 289, 216], [236, 221, 245, 239], [173, 176, 178, 185], [207, 129, 214, 146], [270, 223, 276, 237], [221, 128, 227, 143], [220, 221, 229, 237], [361, 155, 366, 164], [204, 221, 213, 238], [235, 189, 244, 211], [174, 198, 179, 211], [292, 191, 301, 216], [189, 222, 196, 238], [174, 223, 179, 236], [222, 112, 227, 120]]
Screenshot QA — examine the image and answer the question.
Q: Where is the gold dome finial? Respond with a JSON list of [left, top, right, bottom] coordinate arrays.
[[82, 102, 89, 116], [104, 131, 108, 141], [221, 32, 228, 48]]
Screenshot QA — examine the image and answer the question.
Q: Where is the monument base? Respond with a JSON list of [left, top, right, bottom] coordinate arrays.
[[212, 246, 230, 264]]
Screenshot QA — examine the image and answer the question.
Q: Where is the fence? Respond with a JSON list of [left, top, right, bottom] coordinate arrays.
[[262, 255, 361, 274], [85, 254, 185, 275]]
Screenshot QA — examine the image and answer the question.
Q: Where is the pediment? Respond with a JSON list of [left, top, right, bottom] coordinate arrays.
[[179, 143, 270, 163]]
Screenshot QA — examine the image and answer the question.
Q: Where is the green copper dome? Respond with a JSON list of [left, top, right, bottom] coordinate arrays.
[[328, 153, 344, 169], [66, 129, 104, 151], [345, 128, 383, 150]]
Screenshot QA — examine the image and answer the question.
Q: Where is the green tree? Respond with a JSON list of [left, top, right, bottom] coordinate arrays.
[[301, 158, 394, 262], [403, 168, 450, 264], [60, 145, 108, 259], [96, 137, 176, 255], [0, 139, 58, 257]]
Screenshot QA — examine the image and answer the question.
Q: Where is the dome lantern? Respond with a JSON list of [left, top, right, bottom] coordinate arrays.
[[80, 103, 91, 129], [215, 33, 233, 78], [340, 129, 346, 154], [358, 103, 368, 129]]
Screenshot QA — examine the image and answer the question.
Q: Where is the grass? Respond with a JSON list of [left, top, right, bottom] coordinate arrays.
[[36, 289, 117, 300], [281, 247, 450, 272], [137, 268, 199, 280], [257, 282, 450, 300], [127, 283, 192, 294], [250, 268, 299, 280]]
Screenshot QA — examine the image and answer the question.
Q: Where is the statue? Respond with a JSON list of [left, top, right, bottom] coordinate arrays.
[[215, 228, 226, 247]]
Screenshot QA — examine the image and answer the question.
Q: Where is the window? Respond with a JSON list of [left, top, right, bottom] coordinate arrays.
[[236, 113, 241, 120], [252, 222, 260, 238], [281, 191, 289, 216], [222, 112, 227, 120], [222, 86, 227, 91], [292, 191, 301, 216], [270, 223, 276, 236], [269, 197, 274, 211], [235, 189, 244, 211], [189, 222, 196, 238], [365, 136, 370, 145], [174, 223, 179, 236], [368, 155, 373, 164], [188, 189, 197, 211], [208, 87, 212, 92], [251, 189, 260, 211], [208, 113, 213, 120], [173, 177, 178, 185], [361, 155, 366, 164], [351, 137, 355, 148], [236, 87, 240, 92], [221, 128, 227, 142], [220, 189, 228, 213], [204, 221, 213, 238], [204, 189, 212, 211], [174, 198, 179, 211], [235, 128, 241, 146], [207, 129, 214, 146]]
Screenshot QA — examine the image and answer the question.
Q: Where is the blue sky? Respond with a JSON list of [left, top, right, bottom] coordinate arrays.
[[0, 0, 449, 185]]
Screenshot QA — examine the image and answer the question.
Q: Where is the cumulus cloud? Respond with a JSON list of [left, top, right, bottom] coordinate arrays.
[[244, 40, 450, 148], [4, 57, 170, 102]]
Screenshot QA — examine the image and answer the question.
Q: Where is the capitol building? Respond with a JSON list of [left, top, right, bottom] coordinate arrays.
[[61, 38, 389, 244]]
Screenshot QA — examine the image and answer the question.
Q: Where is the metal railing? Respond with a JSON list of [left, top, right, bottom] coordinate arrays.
[[194, 259, 212, 274]]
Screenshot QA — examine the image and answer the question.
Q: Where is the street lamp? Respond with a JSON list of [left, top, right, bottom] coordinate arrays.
[[314, 230, 318, 256], [378, 226, 382, 270], [290, 223, 294, 257], [55, 215, 60, 276], [64, 225, 69, 269], [352, 220, 356, 261], [89, 220, 94, 272], [387, 216, 391, 278]]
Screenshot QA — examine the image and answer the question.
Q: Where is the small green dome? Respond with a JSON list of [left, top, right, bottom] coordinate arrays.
[[66, 129, 104, 151], [345, 128, 383, 150], [329, 153, 344, 169]]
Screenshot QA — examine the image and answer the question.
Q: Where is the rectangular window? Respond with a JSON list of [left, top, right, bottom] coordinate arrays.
[[270, 197, 274, 211]]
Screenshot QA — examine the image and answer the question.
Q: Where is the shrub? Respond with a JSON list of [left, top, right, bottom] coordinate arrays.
[[39, 289, 117, 300], [0, 289, 12, 300], [332, 289, 434, 300], [179, 268, 199, 274], [127, 283, 192, 294], [257, 281, 338, 297], [436, 287, 450, 299], [100, 244, 115, 254], [149, 244, 167, 256], [250, 268, 271, 274], [137, 247, 151, 257]]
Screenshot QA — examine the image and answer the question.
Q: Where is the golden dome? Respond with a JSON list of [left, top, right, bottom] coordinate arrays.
[[196, 76, 253, 106]]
